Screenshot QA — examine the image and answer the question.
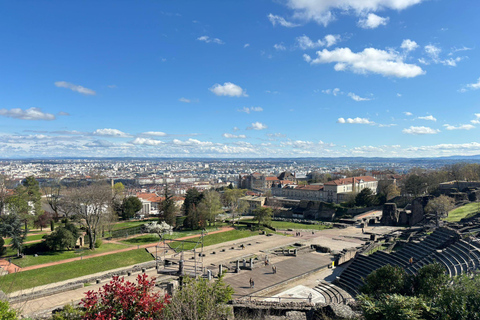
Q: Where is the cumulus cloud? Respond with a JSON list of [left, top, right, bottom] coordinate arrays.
[[54, 81, 96, 95], [142, 131, 167, 137], [179, 97, 191, 103], [209, 82, 248, 97], [0, 107, 56, 120], [471, 114, 480, 124], [238, 107, 263, 114], [222, 133, 247, 139], [337, 117, 374, 124], [402, 126, 440, 135], [348, 92, 371, 101], [304, 45, 425, 78], [197, 36, 224, 44], [172, 138, 214, 146], [247, 122, 268, 130], [462, 77, 480, 92], [274, 43, 286, 51], [443, 124, 475, 130], [267, 13, 299, 27], [92, 128, 131, 138], [131, 137, 164, 146], [404, 111, 413, 116], [417, 115, 437, 121], [296, 34, 340, 50], [284, 0, 425, 26], [401, 39, 419, 52], [358, 13, 389, 29]]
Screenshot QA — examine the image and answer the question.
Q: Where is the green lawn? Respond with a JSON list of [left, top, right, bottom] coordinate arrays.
[[12, 243, 132, 268], [112, 219, 157, 231], [173, 229, 260, 251], [240, 220, 332, 231], [120, 226, 229, 245], [444, 202, 480, 222], [4, 233, 46, 245], [0, 249, 153, 294]]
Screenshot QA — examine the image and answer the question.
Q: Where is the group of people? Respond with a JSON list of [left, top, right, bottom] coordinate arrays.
[[295, 231, 302, 236]]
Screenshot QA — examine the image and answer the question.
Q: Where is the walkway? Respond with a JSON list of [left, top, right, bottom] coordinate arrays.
[[1, 227, 234, 273]]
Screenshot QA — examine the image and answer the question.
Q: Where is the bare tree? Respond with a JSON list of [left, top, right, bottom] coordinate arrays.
[[425, 195, 455, 227], [68, 184, 111, 250], [42, 179, 63, 220]]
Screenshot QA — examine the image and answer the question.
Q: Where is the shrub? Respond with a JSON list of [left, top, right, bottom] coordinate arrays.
[[0, 299, 17, 320], [94, 239, 103, 248]]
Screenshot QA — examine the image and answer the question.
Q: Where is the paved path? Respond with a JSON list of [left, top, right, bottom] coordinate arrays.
[[225, 252, 332, 297], [1, 227, 234, 273]]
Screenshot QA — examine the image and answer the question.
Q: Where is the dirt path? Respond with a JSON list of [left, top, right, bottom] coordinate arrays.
[[2, 227, 234, 273]]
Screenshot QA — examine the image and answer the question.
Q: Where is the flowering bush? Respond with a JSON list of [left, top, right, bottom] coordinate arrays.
[[81, 274, 169, 320]]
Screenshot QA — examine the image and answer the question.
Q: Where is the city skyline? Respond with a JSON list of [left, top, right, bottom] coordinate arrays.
[[1, 1, 479, 158]]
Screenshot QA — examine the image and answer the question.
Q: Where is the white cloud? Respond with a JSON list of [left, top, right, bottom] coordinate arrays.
[[337, 117, 374, 124], [284, 0, 425, 26], [247, 122, 268, 130], [238, 107, 263, 114], [274, 43, 287, 51], [0, 108, 56, 121], [423, 44, 464, 66], [397, 93, 402, 97], [402, 126, 440, 135], [465, 78, 480, 91], [417, 115, 437, 121], [244, 43, 250, 48], [58, 111, 70, 116], [131, 137, 164, 146], [107, 85, 117, 89], [93, 128, 131, 138], [404, 111, 413, 116], [172, 138, 214, 147], [179, 97, 191, 103], [197, 36, 224, 44], [348, 92, 371, 101], [358, 13, 389, 29], [471, 114, 480, 124], [322, 88, 342, 96], [267, 133, 286, 138], [54, 81, 96, 95], [142, 131, 167, 137], [305, 45, 425, 78], [267, 13, 299, 27], [296, 34, 340, 50], [209, 82, 248, 97], [233, 127, 240, 132], [401, 39, 419, 52], [222, 133, 247, 139], [443, 124, 475, 130]]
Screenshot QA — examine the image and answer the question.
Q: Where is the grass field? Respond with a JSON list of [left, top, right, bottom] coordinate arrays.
[[4, 233, 47, 245], [120, 226, 228, 245], [0, 249, 153, 294], [240, 220, 332, 231], [112, 219, 157, 231], [174, 229, 260, 251], [444, 202, 480, 222], [12, 243, 130, 268]]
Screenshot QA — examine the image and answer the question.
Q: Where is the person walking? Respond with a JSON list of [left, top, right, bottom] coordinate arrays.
[[249, 278, 253, 288]]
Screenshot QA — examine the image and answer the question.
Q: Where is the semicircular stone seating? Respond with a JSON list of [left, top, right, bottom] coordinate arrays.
[[334, 227, 480, 298]]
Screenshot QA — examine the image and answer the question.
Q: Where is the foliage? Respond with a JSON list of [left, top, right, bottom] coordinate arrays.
[[0, 299, 18, 320], [359, 294, 430, 320], [163, 275, 234, 320], [412, 262, 449, 297], [81, 274, 169, 320], [434, 274, 480, 320], [122, 196, 143, 220], [0, 214, 26, 256], [224, 188, 247, 225], [22, 176, 43, 216], [43, 222, 79, 251], [425, 195, 455, 225], [253, 207, 272, 228], [361, 265, 408, 297], [0, 237, 4, 256], [145, 221, 173, 238], [183, 188, 204, 229], [95, 239, 103, 248], [355, 188, 378, 207], [199, 190, 222, 226], [52, 303, 85, 320], [50, 219, 55, 231], [160, 184, 177, 227], [34, 212, 52, 231]]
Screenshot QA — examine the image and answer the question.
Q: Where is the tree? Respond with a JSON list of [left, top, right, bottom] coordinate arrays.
[[224, 188, 247, 225], [0, 214, 26, 256], [253, 207, 272, 228], [22, 176, 43, 216], [145, 221, 173, 239], [160, 184, 177, 227], [34, 212, 52, 231], [182, 188, 204, 230], [361, 265, 408, 298], [385, 184, 401, 201], [0, 175, 14, 216], [359, 294, 429, 320], [122, 196, 143, 220], [0, 237, 5, 256], [182, 188, 203, 217], [355, 188, 377, 207], [163, 275, 234, 320], [68, 183, 111, 250], [425, 195, 455, 226], [434, 274, 480, 320], [111, 182, 125, 216], [199, 190, 222, 226], [42, 179, 63, 221], [44, 222, 79, 251], [402, 174, 427, 198], [0, 299, 18, 320], [412, 262, 448, 297], [81, 274, 169, 320]]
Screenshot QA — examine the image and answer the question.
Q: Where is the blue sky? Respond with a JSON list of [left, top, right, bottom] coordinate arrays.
[[1, 0, 479, 158]]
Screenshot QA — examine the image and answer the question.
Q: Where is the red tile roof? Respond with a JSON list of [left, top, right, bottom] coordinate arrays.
[[324, 176, 377, 186]]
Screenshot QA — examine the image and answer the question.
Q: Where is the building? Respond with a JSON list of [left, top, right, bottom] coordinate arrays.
[[239, 195, 266, 213], [324, 176, 378, 203], [271, 184, 324, 201]]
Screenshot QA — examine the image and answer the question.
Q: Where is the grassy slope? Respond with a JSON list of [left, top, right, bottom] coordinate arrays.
[[240, 220, 331, 230], [444, 202, 480, 222], [174, 229, 260, 251], [0, 249, 152, 294]]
